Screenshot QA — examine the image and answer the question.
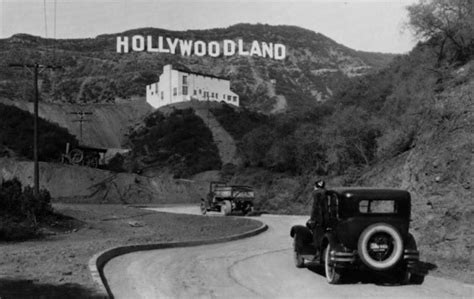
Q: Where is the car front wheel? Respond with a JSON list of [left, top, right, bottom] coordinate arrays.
[[293, 239, 305, 268], [221, 200, 231, 215], [324, 245, 342, 284]]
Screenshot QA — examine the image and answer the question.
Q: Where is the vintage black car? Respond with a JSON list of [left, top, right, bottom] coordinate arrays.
[[290, 188, 427, 284]]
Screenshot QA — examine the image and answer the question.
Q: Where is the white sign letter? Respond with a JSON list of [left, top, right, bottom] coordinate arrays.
[[208, 41, 220, 57], [158, 36, 170, 53], [223, 40, 235, 56], [147, 36, 159, 52], [132, 35, 145, 51], [179, 40, 193, 56], [167, 37, 179, 54], [194, 41, 206, 56], [250, 41, 262, 57], [262, 42, 273, 59], [238, 39, 249, 56], [274, 44, 286, 60], [116, 36, 129, 53]]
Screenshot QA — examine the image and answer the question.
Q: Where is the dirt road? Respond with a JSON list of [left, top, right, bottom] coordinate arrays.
[[104, 206, 473, 298]]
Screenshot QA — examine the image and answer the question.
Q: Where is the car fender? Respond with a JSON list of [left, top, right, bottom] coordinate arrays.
[[290, 225, 313, 243]]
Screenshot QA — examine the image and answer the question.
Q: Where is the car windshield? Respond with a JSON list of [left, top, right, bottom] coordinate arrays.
[[359, 200, 397, 214]]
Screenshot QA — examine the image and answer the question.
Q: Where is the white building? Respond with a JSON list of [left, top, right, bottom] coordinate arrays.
[[146, 64, 239, 109]]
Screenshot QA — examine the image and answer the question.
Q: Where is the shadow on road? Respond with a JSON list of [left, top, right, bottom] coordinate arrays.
[[0, 278, 105, 299], [306, 261, 438, 286]]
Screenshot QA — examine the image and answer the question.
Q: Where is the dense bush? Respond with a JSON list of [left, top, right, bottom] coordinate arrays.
[[0, 104, 78, 162], [128, 108, 221, 177], [0, 178, 53, 241], [210, 104, 269, 140]]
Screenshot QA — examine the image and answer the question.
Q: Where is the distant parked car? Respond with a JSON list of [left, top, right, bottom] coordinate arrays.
[[290, 188, 427, 284], [201, 181, 254, 216]]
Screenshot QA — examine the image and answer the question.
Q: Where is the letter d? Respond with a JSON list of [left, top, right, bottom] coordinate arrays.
[[223, 40, 236, 56]]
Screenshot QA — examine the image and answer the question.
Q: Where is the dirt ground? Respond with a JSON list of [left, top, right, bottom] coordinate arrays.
[[0, 203, 262, 298]]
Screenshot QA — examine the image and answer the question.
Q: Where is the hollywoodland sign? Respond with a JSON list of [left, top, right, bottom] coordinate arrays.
[[116, 35, 286, 60]]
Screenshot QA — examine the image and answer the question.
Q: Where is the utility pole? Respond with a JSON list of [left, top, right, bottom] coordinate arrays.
[[8, 63, 62, 198], [68, 111, 92, 143]]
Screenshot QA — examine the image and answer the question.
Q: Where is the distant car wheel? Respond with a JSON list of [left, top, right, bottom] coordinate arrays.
[[293, 239, 305, 268], [324, 245, 342, 284], [70, 149, 84, 165], [358, 223, 403, 271], [200, 200, 207, 215], [221, 200, 231, 216], [243, 202, 254, 215]]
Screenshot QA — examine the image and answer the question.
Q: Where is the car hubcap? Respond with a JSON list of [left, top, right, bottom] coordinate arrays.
[[367, 232, 394, 261]]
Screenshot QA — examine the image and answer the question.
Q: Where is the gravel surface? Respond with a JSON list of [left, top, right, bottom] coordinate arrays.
[[0, 203, 262, 298]]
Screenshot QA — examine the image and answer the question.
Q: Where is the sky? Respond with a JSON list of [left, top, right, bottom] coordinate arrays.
[[0, 0, 419, 53]]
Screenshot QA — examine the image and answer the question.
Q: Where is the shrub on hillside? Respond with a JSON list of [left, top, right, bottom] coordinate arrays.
[[106, 153, 126, 172], [0, 178, 53, 240], [128, 108, 221, 177], [210, 104, 269, 140]]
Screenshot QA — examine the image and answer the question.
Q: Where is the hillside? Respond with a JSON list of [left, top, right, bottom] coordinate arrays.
[[0, 97, 151, 148], [0, 24, 394, 113]]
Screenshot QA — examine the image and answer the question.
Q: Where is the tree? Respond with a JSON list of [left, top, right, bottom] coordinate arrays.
[[406, 0, 474, 63]]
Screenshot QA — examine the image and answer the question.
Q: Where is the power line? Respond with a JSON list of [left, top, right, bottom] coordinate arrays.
[[8, 63, 63, 199], [68, 111, 93, 143], [43, 0, 48, 38]]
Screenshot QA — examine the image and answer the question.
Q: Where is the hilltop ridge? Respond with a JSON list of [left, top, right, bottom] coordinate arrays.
[[0, 24, 394, 113]]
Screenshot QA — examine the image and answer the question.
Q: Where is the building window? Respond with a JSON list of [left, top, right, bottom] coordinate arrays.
[[194, 90, 197, 95], [216, 93, 219, 98], [199, 89, 202, 94], [161, 91, 164, 100], [183, 86, 188, 95], [173, 88, 177, 96], [182, 75, 188, 85], [223, 94, 226, 99], [233, 96, 237, 102], [211, 92, 214, 98], [151, 91, 154, 95], [155, 83, 158, 92], [227, 95, 231, 101]]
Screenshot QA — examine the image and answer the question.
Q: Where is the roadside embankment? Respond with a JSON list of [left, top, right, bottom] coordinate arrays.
[[0, 158, 198, 204]]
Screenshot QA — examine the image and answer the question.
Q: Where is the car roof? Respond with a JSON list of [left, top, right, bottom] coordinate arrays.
[[329, 188, 411, 202]]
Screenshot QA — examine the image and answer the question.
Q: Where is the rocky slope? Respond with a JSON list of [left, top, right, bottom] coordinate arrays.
[[0, 24, 394, 113], [357, 63, 473, 280]]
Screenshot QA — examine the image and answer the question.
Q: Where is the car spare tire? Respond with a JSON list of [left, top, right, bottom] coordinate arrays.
[[358, 223, 403, 271]]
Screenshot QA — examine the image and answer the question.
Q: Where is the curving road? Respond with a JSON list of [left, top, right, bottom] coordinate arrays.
[[104, 206, 473, 298]]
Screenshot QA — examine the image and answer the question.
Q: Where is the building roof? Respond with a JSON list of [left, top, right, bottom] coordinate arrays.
[[173, 67, 230, 81]]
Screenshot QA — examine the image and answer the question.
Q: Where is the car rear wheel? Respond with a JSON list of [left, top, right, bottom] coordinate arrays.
[[200, 200, 207, 215], [243, 202, 254, 215], [324, 245, 342, 284], [409, 273, 425, 285], [358, 223, 403, 271]]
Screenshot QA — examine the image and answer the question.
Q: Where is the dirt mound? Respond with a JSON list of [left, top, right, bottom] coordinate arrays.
[[0, 158, 198, 204], [0, 98, 152, 149]]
